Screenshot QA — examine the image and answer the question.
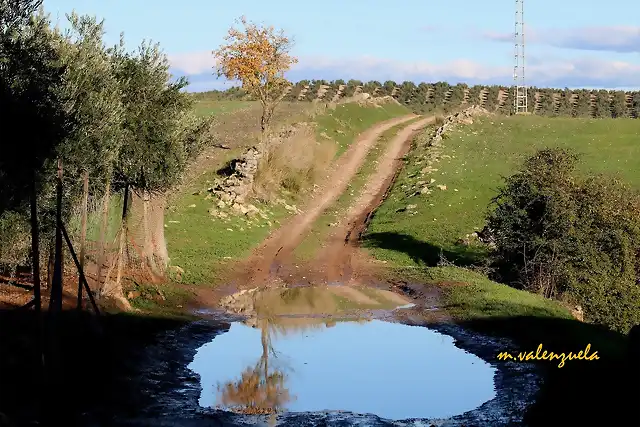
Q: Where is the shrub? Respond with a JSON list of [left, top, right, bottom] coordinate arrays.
[[487, 148, 640, 333]]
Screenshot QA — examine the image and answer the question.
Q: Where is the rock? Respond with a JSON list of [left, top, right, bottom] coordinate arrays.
[[169, 265, 185, 282], [208, 208, 218, 216], [407, 204, 418, 209], [571, 305, 584, 322], [217, 200, 226, 209], [127, 291, 141, 300], [188, 204, 196, 208], [420, 186, 431, 194], [437, 184, 447, 191], [245, 204, 260, 216]]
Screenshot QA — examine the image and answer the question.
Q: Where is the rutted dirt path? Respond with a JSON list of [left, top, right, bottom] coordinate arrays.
[[227, 114, 432, 290], [317, 116, 434, 284], [230, 114, 417, 287]]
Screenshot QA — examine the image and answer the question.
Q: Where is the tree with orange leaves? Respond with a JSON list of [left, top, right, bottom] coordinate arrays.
[[213, 16, 298, 145]]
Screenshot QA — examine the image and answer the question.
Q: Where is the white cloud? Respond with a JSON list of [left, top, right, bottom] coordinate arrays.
[[482, 26, 640, 53], [168, 51, 217, 75], [169, 51, 640, 91]]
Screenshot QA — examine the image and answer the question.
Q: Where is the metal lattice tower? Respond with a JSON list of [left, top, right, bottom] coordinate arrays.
[[513, 0, 527, 114]]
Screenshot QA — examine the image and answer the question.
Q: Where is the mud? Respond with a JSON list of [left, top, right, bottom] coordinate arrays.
[[112, 303, 541, 427]]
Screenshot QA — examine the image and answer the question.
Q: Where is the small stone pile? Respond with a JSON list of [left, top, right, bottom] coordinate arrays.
[[208, 123, 311, 207], [209, 146, 262, 205]]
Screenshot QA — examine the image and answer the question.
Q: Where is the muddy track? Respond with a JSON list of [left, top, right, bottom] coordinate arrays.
[[233, 114, 418, 288], [227, 114, 434, 291], [317, 116, 434, 284]]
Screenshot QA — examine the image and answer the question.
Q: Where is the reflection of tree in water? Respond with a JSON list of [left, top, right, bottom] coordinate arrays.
[[216, 316, 292, 415], [215, 289, 299, 416], [216, 287, 370, 417]]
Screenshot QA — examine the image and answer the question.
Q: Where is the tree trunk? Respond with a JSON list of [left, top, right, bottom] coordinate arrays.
[[101, 185, 131, 310]]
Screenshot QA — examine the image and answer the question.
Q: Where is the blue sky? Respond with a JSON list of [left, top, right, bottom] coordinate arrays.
[[43, 0, 640, 91]]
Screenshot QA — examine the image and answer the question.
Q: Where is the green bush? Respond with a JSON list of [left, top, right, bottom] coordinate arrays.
[[487, 148, 640, 333]]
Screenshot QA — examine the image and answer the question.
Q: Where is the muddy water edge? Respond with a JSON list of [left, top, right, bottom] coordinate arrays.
[[109, 285, 542, 427]]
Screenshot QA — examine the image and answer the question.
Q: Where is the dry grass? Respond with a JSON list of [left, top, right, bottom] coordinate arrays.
[[253, 123, 336, 201], [173, 101, 318, 200]]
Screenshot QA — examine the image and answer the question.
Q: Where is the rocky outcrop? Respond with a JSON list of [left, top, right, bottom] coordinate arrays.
[[208, 122, 311, 206], [209, 146, 262, 204]]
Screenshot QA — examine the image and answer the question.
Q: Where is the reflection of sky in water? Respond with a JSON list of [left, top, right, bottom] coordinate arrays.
[[188, 320, 496, 420]]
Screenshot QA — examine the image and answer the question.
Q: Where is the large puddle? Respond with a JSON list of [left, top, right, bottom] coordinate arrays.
[[188, 286, 497, 421]]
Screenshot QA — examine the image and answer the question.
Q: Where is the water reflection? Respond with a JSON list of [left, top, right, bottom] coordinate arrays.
[[215, 286, 374, 416], [216, 317, 292, 415], [189, 286, 496, 421]]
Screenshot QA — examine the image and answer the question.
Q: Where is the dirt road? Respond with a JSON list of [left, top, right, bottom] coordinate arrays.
[[232, 114, 431, 288], [317, 115, 434, 284]]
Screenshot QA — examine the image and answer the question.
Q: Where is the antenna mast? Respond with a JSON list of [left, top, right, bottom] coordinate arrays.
[[514, 0, 527, 114]]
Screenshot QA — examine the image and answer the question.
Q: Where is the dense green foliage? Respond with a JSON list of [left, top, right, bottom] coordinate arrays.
[[211, 80, 640, 119], [0, 6, 209, 271], [488, 148, 640, 333]]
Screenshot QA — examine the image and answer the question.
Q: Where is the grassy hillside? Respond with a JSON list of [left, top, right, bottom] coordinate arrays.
[[363, 115, 640, 267], [165, 101, 410, 285], [362, 115, 637, 425]]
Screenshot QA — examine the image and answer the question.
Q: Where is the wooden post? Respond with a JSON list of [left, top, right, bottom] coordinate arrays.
[[49, 159, 63, 315], [77, 171, 89, 310]]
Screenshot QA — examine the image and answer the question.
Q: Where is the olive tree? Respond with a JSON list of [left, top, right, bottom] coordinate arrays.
[[101, 39, 206, 303]]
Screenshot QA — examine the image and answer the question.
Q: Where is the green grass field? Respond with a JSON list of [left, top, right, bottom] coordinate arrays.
[[165, 101, 410, 285], [364, 113, 639, 424], [359, 116, 639, 414], [363, 115, 640, 268]]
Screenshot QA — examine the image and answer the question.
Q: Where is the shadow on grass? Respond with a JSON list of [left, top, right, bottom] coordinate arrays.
[[451, 312, 638, 426], [362, 231, 485, 266], [0, 308, 217, 427]]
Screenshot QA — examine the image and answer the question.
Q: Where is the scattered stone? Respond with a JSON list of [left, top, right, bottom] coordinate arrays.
[[217, 200, 226, 209], [127, 291, 141, 300], [245, 204, 260, 216], [188, 204, 196, 208], [169, 265, 185, 282], [407, 204, 417, 209], [437, 185, 447, 191], [571, 305, 584, 322], [168, 220, 180, 224]]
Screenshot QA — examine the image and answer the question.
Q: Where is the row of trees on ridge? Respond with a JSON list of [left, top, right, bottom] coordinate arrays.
[[202, 81, 640, 118]]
